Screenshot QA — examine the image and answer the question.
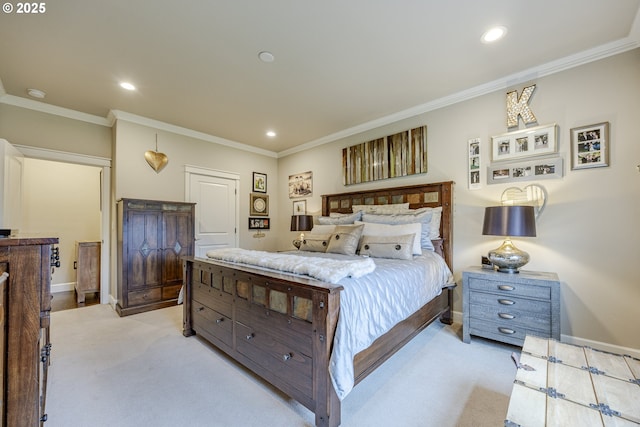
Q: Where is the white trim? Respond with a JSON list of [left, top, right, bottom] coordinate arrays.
[[14, 145, 111, 167], [51, 282, 75, 293], [184, 164, 240, 181], [111, 110, 278, 158], [18, 146, 112, 305], [277, 37, 639, 157], [0, 94, 111, 127], [562, 334, 640, 359]]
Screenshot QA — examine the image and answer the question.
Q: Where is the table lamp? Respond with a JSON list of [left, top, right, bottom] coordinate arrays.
[[290, 215, 313, 249], [482, 206, 536, 273]]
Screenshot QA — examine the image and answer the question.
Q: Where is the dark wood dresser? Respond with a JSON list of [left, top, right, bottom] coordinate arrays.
[[116, 198, 195, 316], [0, 236, 58, 426], [74, 241, 100, 304]]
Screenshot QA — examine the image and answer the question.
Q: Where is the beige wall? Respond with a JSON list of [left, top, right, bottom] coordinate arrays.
[[277, 48, 640, 353], [112, 120, 280, 250], [21, 158, 102, 288], [0, 104, 111, 158]]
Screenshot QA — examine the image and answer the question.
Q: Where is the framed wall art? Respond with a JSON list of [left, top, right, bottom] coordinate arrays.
[[491, 123, 557, 162], [292, 199, 306, 215], [289, 171, 312, 198], [468, 137, 481, 190], [570, 122, 609, 170], [488, 157, 563, 185], [248, 217, 270, 230], [249, 193, 269, 216], [252, 172, 267, 192]]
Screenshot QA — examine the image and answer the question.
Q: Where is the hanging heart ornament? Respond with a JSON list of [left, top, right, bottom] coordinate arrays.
[[144, 150, 168, 173]]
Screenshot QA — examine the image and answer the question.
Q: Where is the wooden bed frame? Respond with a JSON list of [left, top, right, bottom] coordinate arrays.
[[183, 181, 454, 427]]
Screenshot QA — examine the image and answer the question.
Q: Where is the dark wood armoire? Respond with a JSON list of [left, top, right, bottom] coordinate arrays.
[[116, 198, 195, 316], [0, 236, 58, 426]]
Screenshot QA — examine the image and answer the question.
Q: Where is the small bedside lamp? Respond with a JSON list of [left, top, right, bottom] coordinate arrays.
[[482, 206, 536, 274], [290, 215, 313, 249]]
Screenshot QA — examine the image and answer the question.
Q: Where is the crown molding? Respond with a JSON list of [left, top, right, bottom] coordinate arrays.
[[278, 37, 639, 158], [0, 94, 111, 126], [108, 110, 278, 158]]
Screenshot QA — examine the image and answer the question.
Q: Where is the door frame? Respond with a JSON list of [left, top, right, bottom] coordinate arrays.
[[15, 145, 112, 304], [184, 165, 240, 250]]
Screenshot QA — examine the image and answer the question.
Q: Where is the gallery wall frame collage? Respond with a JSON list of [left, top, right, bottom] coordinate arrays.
[[469, 121, 610, 188]]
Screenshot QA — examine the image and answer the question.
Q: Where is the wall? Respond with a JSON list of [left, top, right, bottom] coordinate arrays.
[[0, 103, 112, 158], [277, 48, 640, 354], [112, 120, 280, 250], [21, 158, 102, 289]]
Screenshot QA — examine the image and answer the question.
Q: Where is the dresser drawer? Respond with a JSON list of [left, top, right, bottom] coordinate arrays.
[[162, 284, 182, 300], [193, 282, 233, 318], [469, 318, 552, 344], [192, 301, 232, 348], [469, 303, 551, 330], [468, 277, 550, 300], [235, 321, 312, 397], [128, 288, 162, 306], [235, 300, 312, 356], [470, 291, 551, 315]]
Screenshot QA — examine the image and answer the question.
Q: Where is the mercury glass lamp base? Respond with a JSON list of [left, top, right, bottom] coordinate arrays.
[[487, 238, 530, 274]]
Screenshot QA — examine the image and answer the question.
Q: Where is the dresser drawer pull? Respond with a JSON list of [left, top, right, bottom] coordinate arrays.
[[197, 306, 204, 312], [246, 333, 254, 340], [498, 299, 515, 305], [498, 327, 516, 335], [216, 318, 224, 324], [498, 313, 515, 320], [498, 285, 515, 291], [282, 353, 292, 361]]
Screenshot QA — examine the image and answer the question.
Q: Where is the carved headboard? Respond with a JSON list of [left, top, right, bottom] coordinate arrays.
[[321, 181, 454, 270]]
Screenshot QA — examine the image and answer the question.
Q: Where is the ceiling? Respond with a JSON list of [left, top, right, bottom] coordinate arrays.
[[1, 1, 639, 155]]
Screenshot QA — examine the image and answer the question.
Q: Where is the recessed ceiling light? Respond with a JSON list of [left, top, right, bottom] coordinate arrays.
[[258, 51, 275, 63], [27, 88, 46, 99], [266, 130, 276, 138], [481, 26, 507, 43], [119, 82, 136, 91]]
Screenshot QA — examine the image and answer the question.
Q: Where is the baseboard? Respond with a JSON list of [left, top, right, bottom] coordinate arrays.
[[51, 282, 75, 293], [562, 334, 640, 359], [451, 310, 640, 358]]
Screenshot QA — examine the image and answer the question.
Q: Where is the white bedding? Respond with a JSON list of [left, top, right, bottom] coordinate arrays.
[[205, 248, 453, 401]]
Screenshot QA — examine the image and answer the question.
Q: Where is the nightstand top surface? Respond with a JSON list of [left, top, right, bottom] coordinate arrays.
[[463, 265, 559, 282]]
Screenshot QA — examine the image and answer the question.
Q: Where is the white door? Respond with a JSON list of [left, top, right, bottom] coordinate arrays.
[[188, 171, 238, 257]]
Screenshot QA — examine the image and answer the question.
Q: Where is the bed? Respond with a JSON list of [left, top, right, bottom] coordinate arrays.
[[182, 181, 455, 427]]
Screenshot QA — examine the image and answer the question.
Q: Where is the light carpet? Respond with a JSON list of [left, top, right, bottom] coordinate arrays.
[[47, 304, 518, 427]]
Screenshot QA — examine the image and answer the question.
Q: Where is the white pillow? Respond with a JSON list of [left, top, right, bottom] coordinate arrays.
[[355, 221, 422, 255], [309, 224, 336, 235], [361, 210, 435, 251], [352, 203, 410, 214], [316, 211, 362, 225]]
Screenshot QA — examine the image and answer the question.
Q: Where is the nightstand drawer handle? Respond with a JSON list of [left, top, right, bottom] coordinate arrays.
[[498, 327, 516, 335], [498, 285, 515, 291], [498, 299, 515, 305], [498, 313, 515, 319]]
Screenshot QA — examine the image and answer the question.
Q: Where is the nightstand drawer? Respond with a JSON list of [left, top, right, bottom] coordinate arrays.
[[470, 292, 551, 315], [468, 277, 551, 300], [469, 304, 551, 330], [469, 319, 552, 343]]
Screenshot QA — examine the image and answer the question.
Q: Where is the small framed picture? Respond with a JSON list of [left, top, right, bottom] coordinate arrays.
[[293, 200, 307, 215], [570, 122, 610, 170], [252, 172, 267, 193], [248, 217, 270, 230], [491, 123, 558, 162], [249, 193, 269, 216]]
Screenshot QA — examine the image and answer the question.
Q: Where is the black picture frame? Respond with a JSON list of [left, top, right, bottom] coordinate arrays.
[[248, 217, 270, 230], [252, 172, 267, 193]]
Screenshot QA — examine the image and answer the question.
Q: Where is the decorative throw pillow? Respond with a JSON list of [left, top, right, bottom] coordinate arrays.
[[316, 211, 362, 225], [359, 234, 415, 260], [361, 210, 435, 251], [309, 224, 336, 235], [355, 221, 423, 255], [326, 224, 364, 255], [351, 203, 410, 214], [300, 233, 331, 252]]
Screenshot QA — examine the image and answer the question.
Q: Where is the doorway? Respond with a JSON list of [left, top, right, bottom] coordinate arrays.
[[16, 145, 111, 305]]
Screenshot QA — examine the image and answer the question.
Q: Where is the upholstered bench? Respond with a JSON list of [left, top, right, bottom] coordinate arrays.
[[505, 336, 640, 426]]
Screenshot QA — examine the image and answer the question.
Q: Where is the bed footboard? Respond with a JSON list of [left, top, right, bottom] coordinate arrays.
[[183, 257, 344, 427]]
